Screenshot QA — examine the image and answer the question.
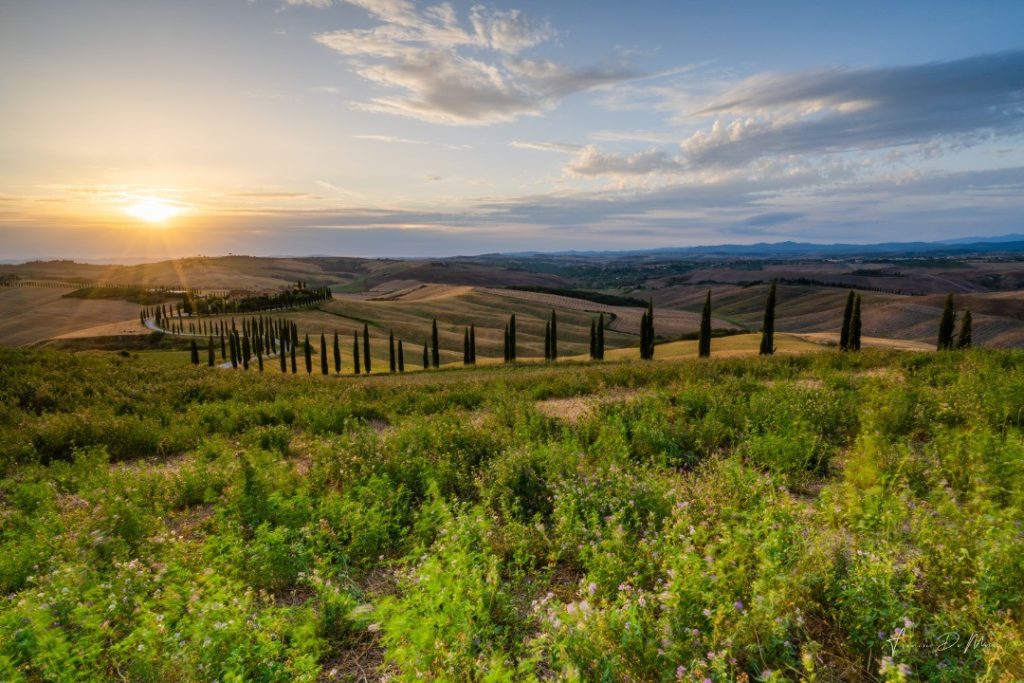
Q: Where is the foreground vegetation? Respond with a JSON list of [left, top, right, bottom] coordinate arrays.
[[1, 348, 1022, 681]]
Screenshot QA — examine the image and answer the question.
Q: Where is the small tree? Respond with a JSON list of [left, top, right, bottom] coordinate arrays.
[[220, 333, 227, 360], [698, 290, 712, 358], [422, 343, 429, 369], [207, 337, 215, 367], [839, 291, 855, 351], [597, 313, 605, 360], [333, 331, 341, 374], [544, 321, 551, 361], [469, 325, 476, 365], [229, 332, 237, 369], [431, 319, 440, 368], [290, 337, 297, 374], [353, 332, 361, 374], [321, 333, 329, 375], [190, 339, 200, 365], [937, 294, 956, 350], [956, 308, 973, 349], [759, 282, 777, 356], [363, 324, 372, 373], [280, 338, 287, 372], [463, 327, 470, 365], [509, 314, 517, 361], [640, 300, 655, 360], [850, 295, 862, 352], [398, 339, 405, 372], [503, 324, 510, 363], [550, 310, 558, 360], [389, 330, 396, 373], [304, 334, 312, 374]]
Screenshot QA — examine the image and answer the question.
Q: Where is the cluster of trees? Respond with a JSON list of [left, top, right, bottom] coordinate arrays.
[[937, 294, 973, 350], [144, 284, 332, 322]]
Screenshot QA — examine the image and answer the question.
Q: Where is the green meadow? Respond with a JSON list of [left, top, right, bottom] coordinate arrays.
[[1, 348, 1022, 681]]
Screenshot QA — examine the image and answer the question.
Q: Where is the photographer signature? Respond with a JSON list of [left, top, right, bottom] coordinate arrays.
[[886, 626, 989, 656]]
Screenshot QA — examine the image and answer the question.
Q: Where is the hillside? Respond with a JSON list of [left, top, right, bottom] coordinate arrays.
[[0, 348, 1021, 681]]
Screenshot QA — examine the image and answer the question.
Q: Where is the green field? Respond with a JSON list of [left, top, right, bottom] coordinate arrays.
[[1, 347, 1023, 681]]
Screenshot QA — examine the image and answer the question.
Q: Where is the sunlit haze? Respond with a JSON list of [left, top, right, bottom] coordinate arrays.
[[2, 0, 1023, 260]]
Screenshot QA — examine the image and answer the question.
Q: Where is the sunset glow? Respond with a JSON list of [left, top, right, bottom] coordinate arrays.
[[123, 197, 184, 224]]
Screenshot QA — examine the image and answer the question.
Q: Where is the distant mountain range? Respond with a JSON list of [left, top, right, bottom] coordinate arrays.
[[486, 235, 1024, 259], [5, 235, 1024, 266]]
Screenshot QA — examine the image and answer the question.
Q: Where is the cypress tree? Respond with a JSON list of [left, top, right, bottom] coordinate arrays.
[[759, 282, 777, 356], [544, 321, 551, 360], [190, 339, 199, 365], [839, 291, 855, 351], [463, 327, 470, 365], [389, 330, 396, 373], [550, 310, 558, 360], [956, 308, 973, 349], [207, 336, 215, 367], [698, 290, 712, 358], [640, 301, 656, 360], [280, 339, 287, 372], [431, 320, 440, 368], [321, 333, 329, 375], [333, 331, 341, 373], [509, 314, 517, 361], [256, 342, 264, 372], [220, 333, 226, 360], [229, 332, 238, 369], [589, 319, 596, 360], [243, 331, 251, 368], [937, 294, 956, 350], [291, 323, 298, 353], [422, 344, 429, 370], [597, 313, 605, 360], [304, 334, 312, 374], [469, 325, 476, 364], [290, 336, 297, 373], [398, 339, 405, 372], [363, 324, 371, 373], [850, 295, 862, 352], [353, 332, 361, 374], [503, 324, 510, 363]]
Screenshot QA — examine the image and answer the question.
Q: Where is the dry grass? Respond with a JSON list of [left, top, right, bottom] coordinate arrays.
[[0, 286, 143, 346]]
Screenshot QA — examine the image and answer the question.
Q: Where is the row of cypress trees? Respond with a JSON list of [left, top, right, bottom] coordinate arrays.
[[189, 285, 978, 369]]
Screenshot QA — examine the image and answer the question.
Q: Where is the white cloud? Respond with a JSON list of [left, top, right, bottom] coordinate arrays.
[[509, 141, 582, 153], [566, 145, 685, 177], [313, 1, 639, 125]]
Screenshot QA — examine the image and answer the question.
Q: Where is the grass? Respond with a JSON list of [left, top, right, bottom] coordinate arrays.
[[0, 346, 1022, 681]]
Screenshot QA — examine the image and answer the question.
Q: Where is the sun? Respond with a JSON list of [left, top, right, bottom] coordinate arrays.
[[123, 197, 184, 224]]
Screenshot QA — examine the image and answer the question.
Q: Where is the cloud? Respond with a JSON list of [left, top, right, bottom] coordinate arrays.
[[566, 145, 685, 176], [509, 141, 581, 153], [314, 1, 639, 124], [679, 50, 1024, 168], [354, 134, 428, 145]]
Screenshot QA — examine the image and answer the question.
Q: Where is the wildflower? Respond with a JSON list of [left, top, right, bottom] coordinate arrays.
[[734, 600, 744, 611], [703, 607, 712, 617], [675, 665, 686, 679], [587, 582, 597, 595]]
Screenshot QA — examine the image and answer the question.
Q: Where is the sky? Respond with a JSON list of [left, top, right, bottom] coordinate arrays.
[[1, 0, 1023, 260]]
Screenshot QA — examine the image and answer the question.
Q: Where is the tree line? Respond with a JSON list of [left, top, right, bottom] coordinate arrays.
[[187, 283, 977, 370]]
